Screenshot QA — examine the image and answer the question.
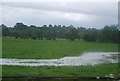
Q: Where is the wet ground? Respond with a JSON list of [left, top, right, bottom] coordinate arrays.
[[0, 52, 119, 66]]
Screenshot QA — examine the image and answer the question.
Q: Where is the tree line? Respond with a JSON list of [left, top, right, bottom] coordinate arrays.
[[1, 22, 120, 43]]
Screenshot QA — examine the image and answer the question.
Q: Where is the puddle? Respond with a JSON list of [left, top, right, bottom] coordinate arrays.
[[0, 52, 119, 66]]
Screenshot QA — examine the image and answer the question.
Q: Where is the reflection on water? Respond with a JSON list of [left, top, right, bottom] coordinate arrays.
[[0, 52, 119, 66]]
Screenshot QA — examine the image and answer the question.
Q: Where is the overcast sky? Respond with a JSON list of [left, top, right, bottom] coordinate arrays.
[[0, 1, 118, 29]]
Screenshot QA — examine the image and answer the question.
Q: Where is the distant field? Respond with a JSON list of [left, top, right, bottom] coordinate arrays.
[[2, 37, 118, 59]]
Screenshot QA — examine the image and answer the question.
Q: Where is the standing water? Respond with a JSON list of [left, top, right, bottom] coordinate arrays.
[[0, 52, 119, 66]]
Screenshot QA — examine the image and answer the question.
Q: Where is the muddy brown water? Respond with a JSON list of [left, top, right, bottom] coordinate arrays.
[[0, 52, 119, 66]]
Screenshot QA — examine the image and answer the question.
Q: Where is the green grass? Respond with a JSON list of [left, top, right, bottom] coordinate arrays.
[[2, 37, 118, 59], [2, 37, 119, 77], [2, 63, 119, 77]]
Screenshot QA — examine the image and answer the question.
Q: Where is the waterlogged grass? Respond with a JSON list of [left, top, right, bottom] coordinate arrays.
[[2, 37, 119, 78], [2, 63, 119, 77], [2, 37, 118, 59]]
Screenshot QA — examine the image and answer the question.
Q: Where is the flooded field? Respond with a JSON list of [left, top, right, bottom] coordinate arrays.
[[0, 52, 119, 66]]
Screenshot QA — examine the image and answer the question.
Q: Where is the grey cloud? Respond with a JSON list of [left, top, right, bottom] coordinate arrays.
[[1, 2, 118, 28], [3, 2, 117, 17]]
